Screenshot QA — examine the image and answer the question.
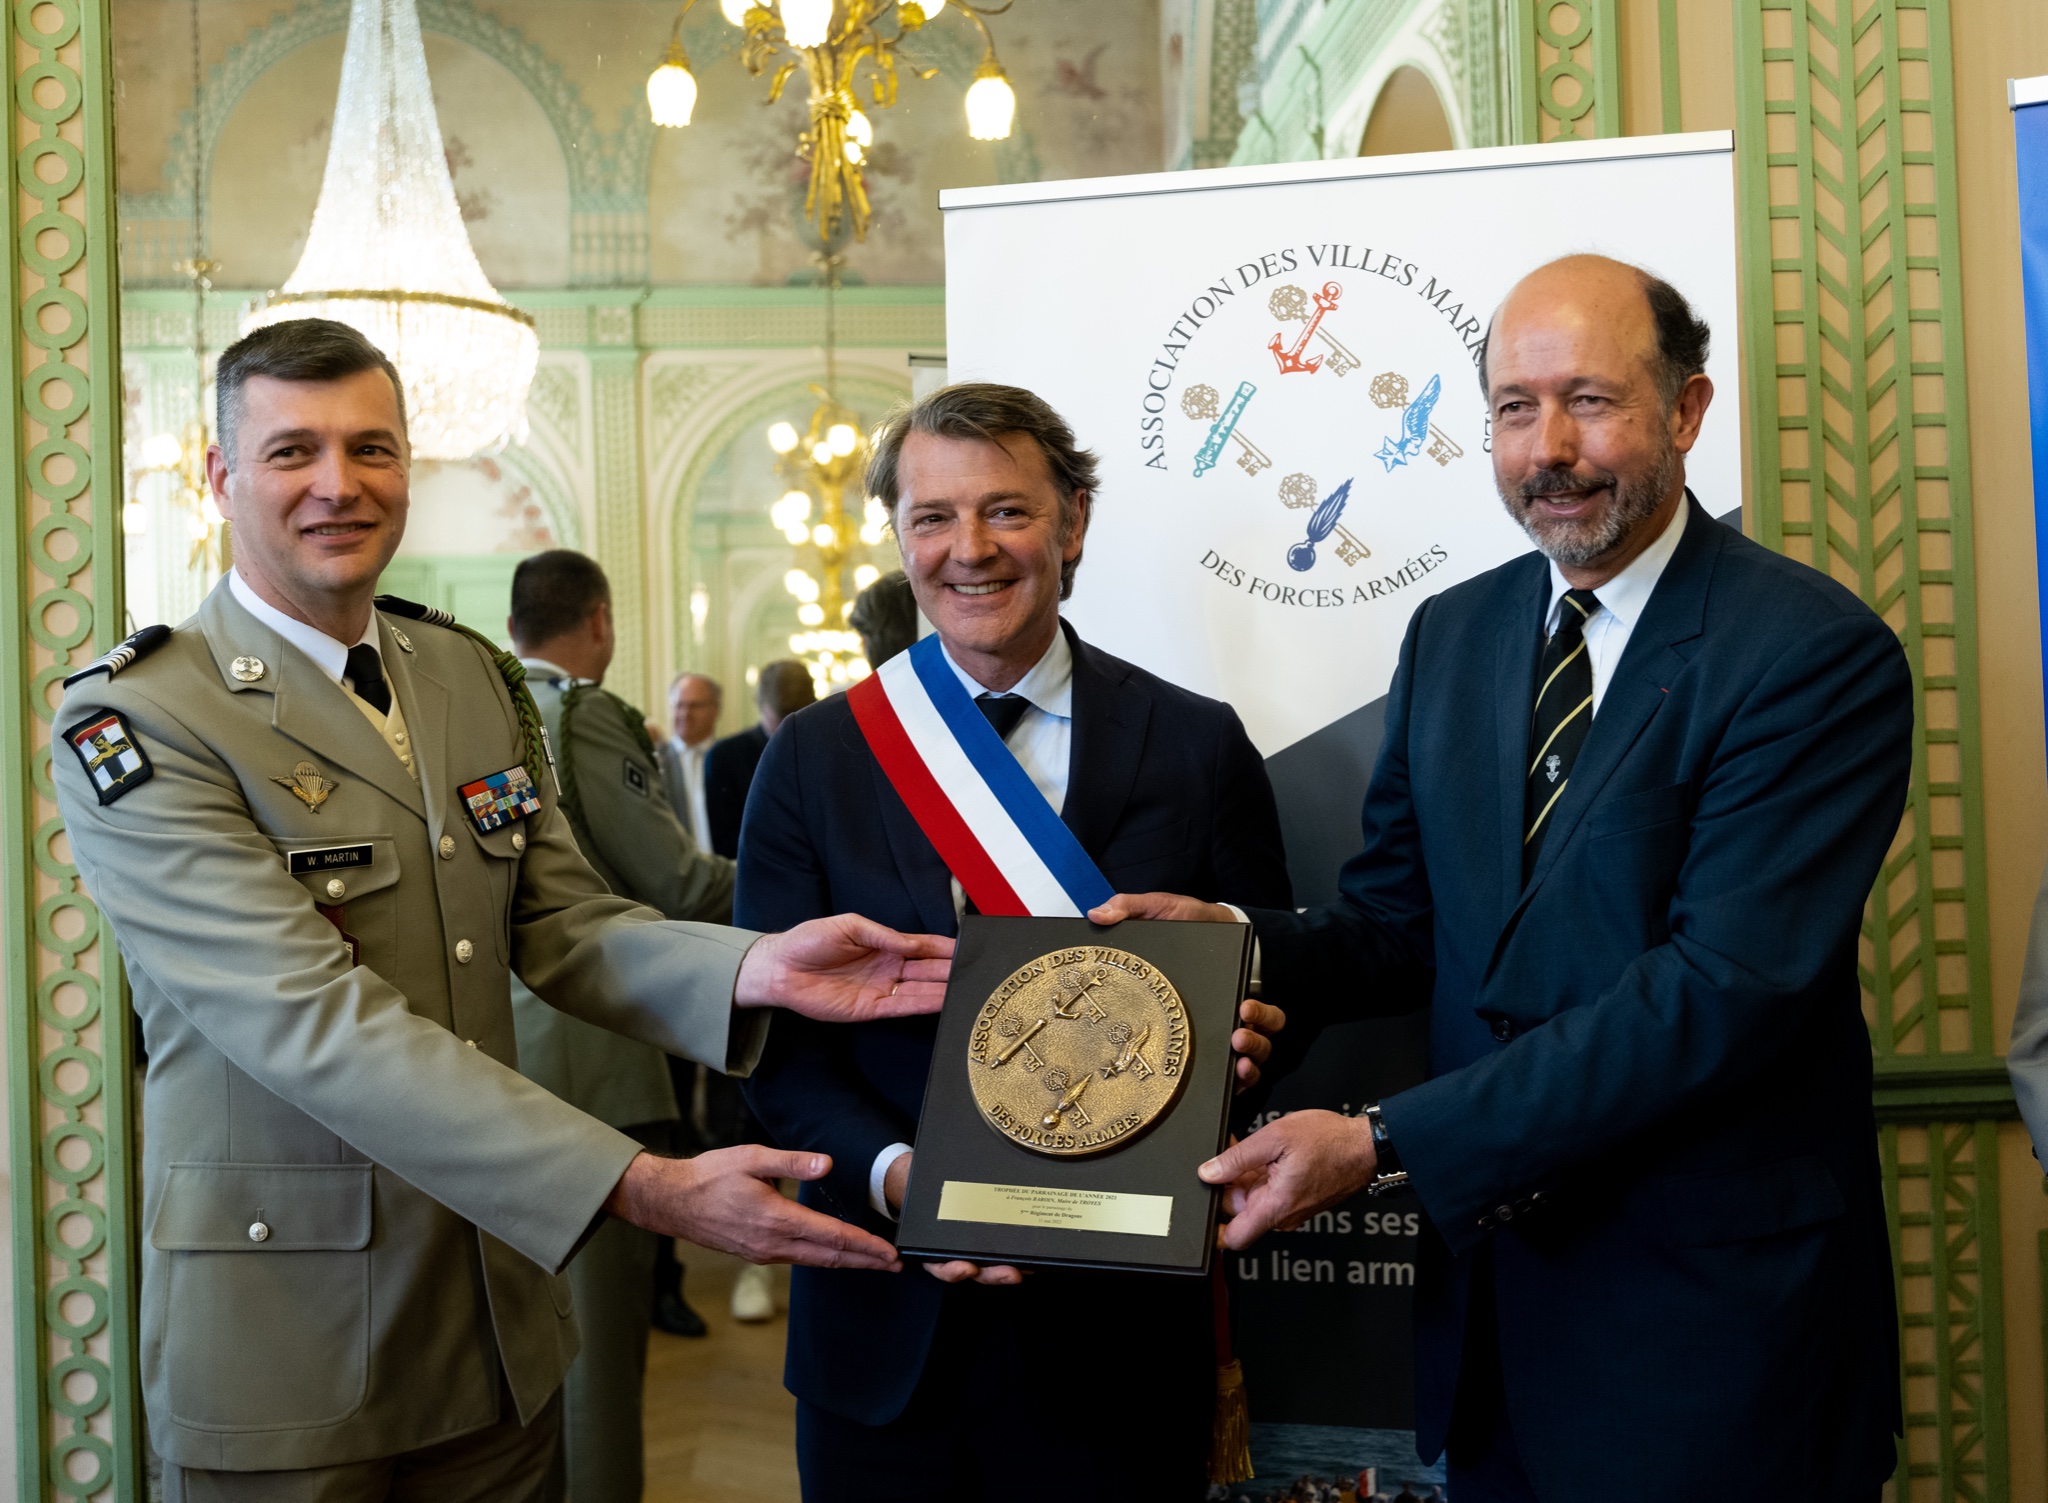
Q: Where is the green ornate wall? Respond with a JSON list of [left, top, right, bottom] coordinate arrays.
[[10, 2, 2048, 1498], [3, 0, 143, 1498], [1732, 2, 2013, 1494]]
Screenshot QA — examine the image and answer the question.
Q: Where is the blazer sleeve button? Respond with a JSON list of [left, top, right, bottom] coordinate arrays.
[[1491, 1018, 1514, 1043]]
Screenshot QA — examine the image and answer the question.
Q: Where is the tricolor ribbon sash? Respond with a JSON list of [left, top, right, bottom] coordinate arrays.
[[848, 634, 1114, 918]]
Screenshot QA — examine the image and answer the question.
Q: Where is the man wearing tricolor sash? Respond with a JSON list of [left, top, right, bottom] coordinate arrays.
[[739, 384, 1292, 1502]]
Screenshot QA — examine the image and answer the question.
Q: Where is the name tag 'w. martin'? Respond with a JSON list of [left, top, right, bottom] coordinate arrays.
[[286, 844, 372, 875]]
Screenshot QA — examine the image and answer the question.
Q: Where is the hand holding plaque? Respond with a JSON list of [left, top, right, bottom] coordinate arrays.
[[896, 915, 1255, 1275]]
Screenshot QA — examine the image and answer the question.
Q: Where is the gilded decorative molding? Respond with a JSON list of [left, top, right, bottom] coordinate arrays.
[[4, 1, 144, 1498]]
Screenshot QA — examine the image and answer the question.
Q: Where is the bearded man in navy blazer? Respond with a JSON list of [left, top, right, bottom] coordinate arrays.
[[1101, 256, 1914, 1502], [738, 383, 1292, 1502]]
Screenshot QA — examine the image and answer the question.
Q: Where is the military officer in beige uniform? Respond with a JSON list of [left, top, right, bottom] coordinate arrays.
[[505, 547, 735, 1501], [51, 319, 948, 1503]]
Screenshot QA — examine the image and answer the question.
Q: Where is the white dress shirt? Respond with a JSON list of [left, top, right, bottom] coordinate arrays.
[[869, 627, 1077, 1218], [230, 569, 417, 780], [668, 736, 713, 842], [1542, 498, 1687, 715]]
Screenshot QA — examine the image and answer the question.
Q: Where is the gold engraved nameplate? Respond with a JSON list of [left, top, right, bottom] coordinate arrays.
[[966, 946, 1193, 1157]]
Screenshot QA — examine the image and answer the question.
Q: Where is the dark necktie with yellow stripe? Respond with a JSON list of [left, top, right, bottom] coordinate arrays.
[[1523, 588, 1600, 880]]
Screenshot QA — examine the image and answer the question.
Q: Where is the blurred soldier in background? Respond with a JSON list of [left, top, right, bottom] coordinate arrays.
[[508, 549, 737, 1501]]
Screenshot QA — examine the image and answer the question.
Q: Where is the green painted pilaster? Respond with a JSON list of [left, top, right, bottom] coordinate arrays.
[[1657, 0, 1682, 132], [1735, 2, 2002, 1496], [589, 339, 649, 710], [3, 0, 144, 1499], [1506, 0, 1622, 143]]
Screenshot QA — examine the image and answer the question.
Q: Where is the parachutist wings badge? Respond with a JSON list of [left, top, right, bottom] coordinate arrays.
[[273, 761, 338, 812]]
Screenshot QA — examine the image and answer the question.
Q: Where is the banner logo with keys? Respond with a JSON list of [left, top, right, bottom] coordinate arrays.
[[1138, 240, 1483, 615]]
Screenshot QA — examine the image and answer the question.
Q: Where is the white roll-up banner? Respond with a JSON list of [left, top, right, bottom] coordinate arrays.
[[941, 132, 1739, 1485]]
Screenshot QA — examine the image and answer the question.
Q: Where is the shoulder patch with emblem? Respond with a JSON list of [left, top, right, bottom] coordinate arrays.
[[63, 624, 171, 689], [623, 758, 650, 798], [63, 712, 155, 805]]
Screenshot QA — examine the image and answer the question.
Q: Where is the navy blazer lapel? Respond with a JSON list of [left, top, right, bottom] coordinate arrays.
[[847, 712, 959, 936], [1517, 495, 1718, 899], [1060, 623, 1149, 862], [1494, 557, 1552, 924]]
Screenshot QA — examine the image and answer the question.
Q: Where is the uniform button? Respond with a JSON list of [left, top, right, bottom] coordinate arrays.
[[394, 730, 407, 745], [1495, 1204, 1515, 1223], [248, 1221, 270, 1243], [1491, 1018, 1513, 1043], [1477, 1213, 1497, 1231], [325, 878, 346, 900], [439, 835, 456, 859], [465, 1039, 478, 1049], [510, 831, 526, 853], [1531, 1190, 1551, 1207], [455, 939, 474, 964]]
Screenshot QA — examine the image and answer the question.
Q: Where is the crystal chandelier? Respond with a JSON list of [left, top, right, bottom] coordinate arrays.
[[647, 0, 1016, 247], [243, 0, 537, 460]]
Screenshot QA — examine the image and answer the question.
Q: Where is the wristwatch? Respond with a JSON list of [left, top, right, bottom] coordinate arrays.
[[1363, 1102, 1410, 1198]]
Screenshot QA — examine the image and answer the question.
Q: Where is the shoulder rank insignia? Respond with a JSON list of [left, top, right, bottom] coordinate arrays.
[[622, 758, 650, 798], [372, 594, 456, 628], [63, 712, 154, 805], [272, 761, 337, 812], [62, 624, 171, 690], [375, 595, 554, 793]]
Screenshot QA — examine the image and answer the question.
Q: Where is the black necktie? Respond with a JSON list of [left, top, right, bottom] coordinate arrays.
[[976, 693, 1029, 741], [345, 643, 391, 716], [1523, 588, 1600, 879]]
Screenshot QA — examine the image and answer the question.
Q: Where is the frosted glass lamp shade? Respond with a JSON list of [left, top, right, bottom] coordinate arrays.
[[780, 0, 833, 48], [965, 60, 1016, 141], [647, 54, 699, 127]]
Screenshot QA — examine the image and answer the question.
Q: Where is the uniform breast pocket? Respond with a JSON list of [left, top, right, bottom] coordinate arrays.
[[151, 1162, 372, 1431], [468, 819, 527, 963], [269, 834, 401, 968]]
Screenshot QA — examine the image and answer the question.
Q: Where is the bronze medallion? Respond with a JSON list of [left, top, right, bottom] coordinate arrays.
[[965, 945, 1194, 1157]]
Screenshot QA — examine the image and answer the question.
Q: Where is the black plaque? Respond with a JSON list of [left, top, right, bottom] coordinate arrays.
[[896, 915, 1252, 1275]]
